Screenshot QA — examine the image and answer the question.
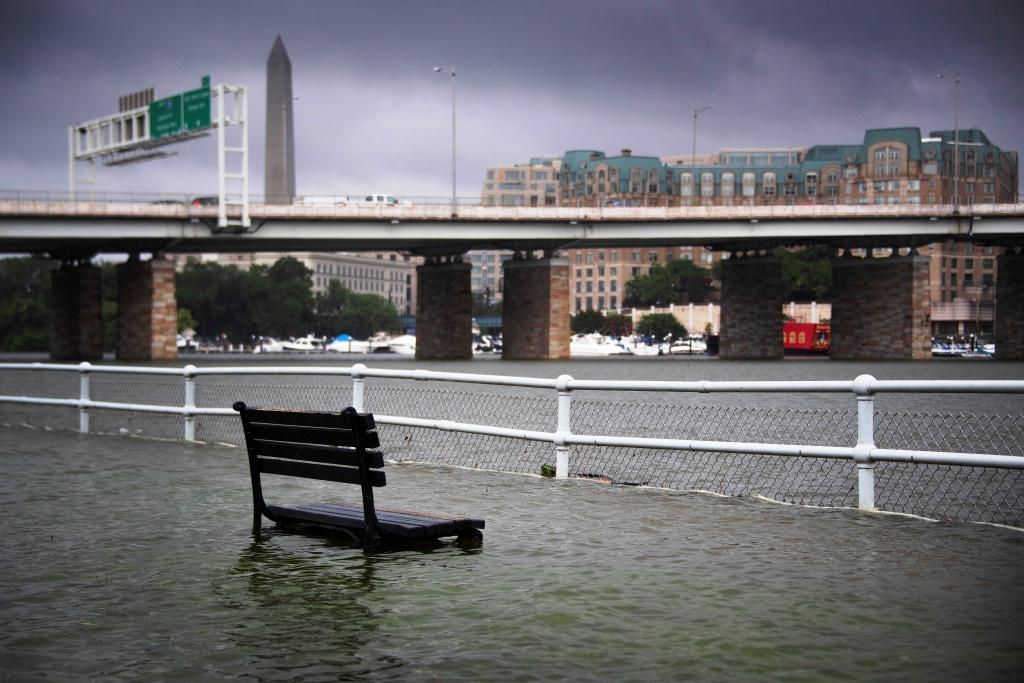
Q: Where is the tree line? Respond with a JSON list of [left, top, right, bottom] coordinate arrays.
[[0, 256, 402, 351], [0, 248, 833, 351]]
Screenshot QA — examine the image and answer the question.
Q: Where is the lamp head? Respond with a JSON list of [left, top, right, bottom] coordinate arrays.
[[433, 66, 443, 72]]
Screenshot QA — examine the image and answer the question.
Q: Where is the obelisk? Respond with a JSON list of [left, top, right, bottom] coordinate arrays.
[[265, 35, 295, 204]]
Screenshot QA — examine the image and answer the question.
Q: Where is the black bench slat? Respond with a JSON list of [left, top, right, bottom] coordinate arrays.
[[249, 422, 356, 446], [258, 458, 386, 487], [244, 409, 380, 447], [253, 439, 384, 468]]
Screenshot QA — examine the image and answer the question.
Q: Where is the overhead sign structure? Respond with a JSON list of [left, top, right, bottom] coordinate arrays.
[[150, 76, 212, 139], [68, 75, 249, 230]]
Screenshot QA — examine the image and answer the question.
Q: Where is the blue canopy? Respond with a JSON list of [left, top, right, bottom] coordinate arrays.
[[333, 333, 353, 341]]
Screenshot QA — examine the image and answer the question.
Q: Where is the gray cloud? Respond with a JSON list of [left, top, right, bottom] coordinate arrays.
[[1, 0, 1021, 198]]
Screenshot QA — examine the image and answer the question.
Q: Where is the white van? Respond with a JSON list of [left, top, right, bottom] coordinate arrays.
[[356, 194, 401, 206]]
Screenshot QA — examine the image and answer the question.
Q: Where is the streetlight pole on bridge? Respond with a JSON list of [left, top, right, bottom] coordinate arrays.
[[692, 104, 714, 169], [433, 65, 457, 217]]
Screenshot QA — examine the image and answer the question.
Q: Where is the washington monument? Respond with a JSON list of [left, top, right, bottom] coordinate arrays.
[[265, 35, 295, 204]]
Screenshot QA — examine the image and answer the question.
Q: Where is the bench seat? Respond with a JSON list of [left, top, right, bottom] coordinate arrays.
[[268, 503, 485, 539]]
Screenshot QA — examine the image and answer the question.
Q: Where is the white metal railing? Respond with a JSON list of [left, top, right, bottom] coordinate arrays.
[[1, 362, 1023, 514]]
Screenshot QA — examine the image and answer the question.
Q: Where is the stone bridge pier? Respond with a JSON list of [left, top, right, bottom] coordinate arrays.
[[416, 256, 473, 360], [50, 260, 104, 360], [995, 249, 1023, 359], [501, 253, 570, 360], [115, 256, 178, 361], [50, 255, 178, 361], [830, 252, 931, 359], [719, 254, 783, 359]]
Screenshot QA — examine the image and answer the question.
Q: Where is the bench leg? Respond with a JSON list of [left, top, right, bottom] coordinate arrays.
[[456, 529, 483, 547]]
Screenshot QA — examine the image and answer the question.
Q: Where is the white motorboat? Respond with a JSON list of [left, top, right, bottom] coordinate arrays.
[[281, 335, 324, 352], [570, 333, 632, 357], [253, 337, 286, 353], [622, 335, 663, 356], [388, 334, 416, 356], [326, 334, 370, 353], [669, 336, 708, 355]]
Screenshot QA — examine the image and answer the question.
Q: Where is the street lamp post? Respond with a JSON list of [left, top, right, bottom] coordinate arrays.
[[692, 104, 714, 168], [433, 65, 456, 216], [937, 72, 959, 209]]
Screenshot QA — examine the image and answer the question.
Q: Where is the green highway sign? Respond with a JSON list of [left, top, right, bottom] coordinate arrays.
[[182, 86, 211, 131], [150, 94, 182, 139], [149, 76, 212, 139]]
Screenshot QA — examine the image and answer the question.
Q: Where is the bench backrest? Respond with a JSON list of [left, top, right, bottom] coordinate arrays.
[[233, 402, 385, 534]]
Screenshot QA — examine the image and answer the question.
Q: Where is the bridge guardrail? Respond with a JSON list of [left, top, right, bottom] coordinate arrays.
[[0, 361, 1022, 527], [2, 190, 1023, 222]]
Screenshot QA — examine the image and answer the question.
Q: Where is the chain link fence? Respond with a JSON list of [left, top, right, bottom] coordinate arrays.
[[1, 369, 1021, 527]]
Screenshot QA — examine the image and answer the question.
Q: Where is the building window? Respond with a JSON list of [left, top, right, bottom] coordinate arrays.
[[722, 172, 735, 197], [701, 172, 714, 196], [680, 173, 694, 197], [805, 172, 818, 196], [845, 165, 858, 178], [761, 172, 775, 197], [873, 146, 902, 177], [741, 172, 755, 197]]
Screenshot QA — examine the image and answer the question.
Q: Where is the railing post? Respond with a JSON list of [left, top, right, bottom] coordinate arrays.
[[852, 374, 877, 510], [351, 363, 366, 412], [78, 361, 91, 433], [555, 374, 573, 478], [183, 364, 196, 442]]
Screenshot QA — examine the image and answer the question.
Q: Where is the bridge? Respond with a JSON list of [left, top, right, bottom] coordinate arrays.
[[2, 195, 1024, 254], [2, 193, 1023, 362]]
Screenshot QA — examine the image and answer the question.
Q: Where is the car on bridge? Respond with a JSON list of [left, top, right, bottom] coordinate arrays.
[[335, 193, 403, 207]]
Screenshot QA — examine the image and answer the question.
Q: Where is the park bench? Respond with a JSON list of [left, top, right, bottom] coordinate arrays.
[[233, 402, 484, 544]]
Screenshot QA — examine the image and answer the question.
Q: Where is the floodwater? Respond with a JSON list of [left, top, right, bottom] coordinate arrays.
[[1, 426, 1022, 681]]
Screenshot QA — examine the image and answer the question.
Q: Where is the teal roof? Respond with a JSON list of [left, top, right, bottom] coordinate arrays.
[[929, 128, 992, 146], [863, 127, 922, 160], [803, 144, 861, 164], [556, 126, 1014, 196]]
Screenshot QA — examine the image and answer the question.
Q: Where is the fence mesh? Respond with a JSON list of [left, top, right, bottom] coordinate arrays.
[[1, 370, 1021, 527]]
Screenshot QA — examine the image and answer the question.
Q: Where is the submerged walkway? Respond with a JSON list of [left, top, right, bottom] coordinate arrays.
[[1, 426, 1023, 681]]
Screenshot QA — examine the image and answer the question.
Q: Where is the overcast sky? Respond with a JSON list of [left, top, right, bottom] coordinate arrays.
[[1, 0, 1021, 199]]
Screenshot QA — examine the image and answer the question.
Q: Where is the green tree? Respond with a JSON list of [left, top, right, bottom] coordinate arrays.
[[177, 307, 197, 333], [571, 310, 608, 334], [636, 313, 686, 339], [774, 245, 833, 301], [0, 257, 54, 351], [604, 313, 632, 337], [624, 259, 712, 307], [249, 257, 314, 338], [312, 280, 400, 339], [176, 259, 255, 342]]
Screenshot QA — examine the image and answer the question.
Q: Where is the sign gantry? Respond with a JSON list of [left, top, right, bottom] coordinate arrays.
[[68, 76, 249, 229]]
